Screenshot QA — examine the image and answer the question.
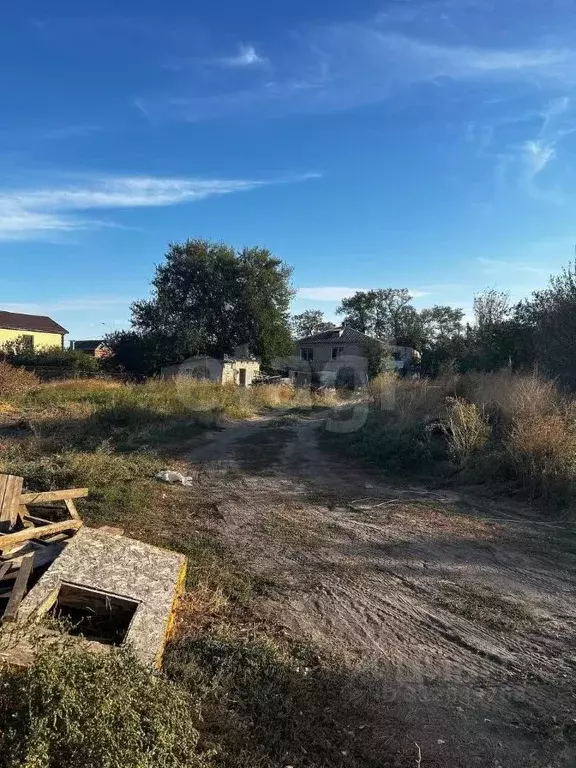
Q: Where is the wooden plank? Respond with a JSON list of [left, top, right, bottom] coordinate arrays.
[[0, 475, 24, 530], [5, 476, 23, 528], [18, 505, 35, 528], [0, 519, 82, 551], [0, 542, 66, 576], [0, 476, 10, 524], [23, 515, 53, 527], [20, 488, 88, 504], [0, 562, 11, 582], [2, 554, 34, 622], [64, 498, 81, 520]]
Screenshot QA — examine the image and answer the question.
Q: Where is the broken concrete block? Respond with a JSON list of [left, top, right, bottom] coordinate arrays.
[[7, 527, 186, 668]]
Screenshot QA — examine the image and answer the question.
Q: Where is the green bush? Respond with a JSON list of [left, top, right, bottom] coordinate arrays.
[[324, 409, 437, 475], [0, 342, 101, 372], [0, 647, 211, 768]]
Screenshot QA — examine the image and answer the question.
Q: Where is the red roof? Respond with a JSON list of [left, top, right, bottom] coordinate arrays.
[[0, 310, 68, 335]]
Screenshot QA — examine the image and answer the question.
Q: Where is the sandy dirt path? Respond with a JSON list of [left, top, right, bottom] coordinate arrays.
[[186, 410, 576, 767]]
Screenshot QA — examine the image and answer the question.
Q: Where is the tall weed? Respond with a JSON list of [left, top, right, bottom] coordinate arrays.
[[443, 397, 490, 469], [0, 361, 38, 396]]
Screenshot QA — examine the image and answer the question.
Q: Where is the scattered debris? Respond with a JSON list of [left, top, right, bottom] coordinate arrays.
[[1, 473, 87, 625], [156, 469, 195, 487], [7, 527, 186, 667], [0, 472, 187, 668]]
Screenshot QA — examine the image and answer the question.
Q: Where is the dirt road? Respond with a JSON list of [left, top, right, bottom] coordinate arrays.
[[187, 410, 576, 767]]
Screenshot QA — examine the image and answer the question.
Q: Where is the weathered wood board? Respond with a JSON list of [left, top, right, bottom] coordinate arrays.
[[0, 475, 24, 531], [20, 488, 88, 504], [0, 519, 82, 552], [12, 527, 186, 667], [2, 554, 34, 622]]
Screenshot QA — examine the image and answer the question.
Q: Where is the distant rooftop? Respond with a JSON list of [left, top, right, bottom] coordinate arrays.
[[297, 326, 380, 345], [0, 310, 68, 335], [72, 339, 106, 352]]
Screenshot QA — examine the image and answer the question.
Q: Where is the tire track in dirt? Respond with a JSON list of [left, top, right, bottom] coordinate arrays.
[[187, 410, 576, 767]]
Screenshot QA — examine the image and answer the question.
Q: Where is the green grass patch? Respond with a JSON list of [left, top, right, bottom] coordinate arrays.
[[0, 646, 210, 768], [320, 407, 445, 477], [165, 630, 387, 768], [436, 582, 537, 631]]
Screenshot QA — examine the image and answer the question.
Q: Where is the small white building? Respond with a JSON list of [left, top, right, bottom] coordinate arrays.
[[161, 354, 260, 387]]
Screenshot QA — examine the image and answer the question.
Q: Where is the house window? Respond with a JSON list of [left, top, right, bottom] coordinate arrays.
[[301, 348, 314, 362], [21, 334, 34, 351], [332, 347, 344, 359]]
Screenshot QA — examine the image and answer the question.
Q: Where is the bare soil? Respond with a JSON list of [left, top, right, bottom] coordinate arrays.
[[184, 410, 576, 767]]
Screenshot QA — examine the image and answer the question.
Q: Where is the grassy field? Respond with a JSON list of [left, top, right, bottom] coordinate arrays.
[[2, 368, 575, 767], [0, 370, 356, 768], [324, 370, 576, 517]]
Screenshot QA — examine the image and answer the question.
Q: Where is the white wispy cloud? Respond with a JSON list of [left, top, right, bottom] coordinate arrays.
[[490, 91, 576, 203], [523, 139, 556, 177], [541, 95, 570, 133], [0, 297, 131, 314], [220, 44, 265, 68], [478, 257, 552, 276], [137, 17, 576, 122], [0, 173, 319, 240]]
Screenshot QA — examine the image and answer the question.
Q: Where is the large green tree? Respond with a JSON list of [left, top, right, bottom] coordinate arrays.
[[108, 239, 294, 375], [337, 289, 417, 343], [519, 262, 576, 388], [290, 310, 336, 339], [336, 290, 465, 351]]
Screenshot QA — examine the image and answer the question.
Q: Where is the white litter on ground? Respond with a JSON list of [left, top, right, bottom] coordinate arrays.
[[155, 470, 195, 487]]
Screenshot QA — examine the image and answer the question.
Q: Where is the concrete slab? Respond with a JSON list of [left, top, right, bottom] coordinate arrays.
[[8, 527, 186, 667]]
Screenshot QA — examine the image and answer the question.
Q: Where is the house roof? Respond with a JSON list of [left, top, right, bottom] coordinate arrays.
[[298, 326, 384, 345], [0, 310, 68, 335], [73, 339, 106, 352]]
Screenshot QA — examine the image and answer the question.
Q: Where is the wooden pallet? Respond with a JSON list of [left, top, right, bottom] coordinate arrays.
[[0, 473, 87, 623]]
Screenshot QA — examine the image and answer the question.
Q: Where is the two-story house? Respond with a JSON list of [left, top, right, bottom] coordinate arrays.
[[295, 326, 419, 387]]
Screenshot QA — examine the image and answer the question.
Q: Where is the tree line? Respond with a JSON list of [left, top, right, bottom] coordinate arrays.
[[93, 239, 576, 388], [292, 269, 576, 388]]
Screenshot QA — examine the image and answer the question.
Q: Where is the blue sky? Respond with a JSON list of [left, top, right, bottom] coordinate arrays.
[[2, 1, 576, 339]]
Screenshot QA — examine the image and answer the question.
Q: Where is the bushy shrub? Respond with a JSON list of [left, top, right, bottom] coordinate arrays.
[[0, 361, 38, 395], [329, 370, 576, 511], [0, 647, 210, 768], [0, 343, 101, 372], [443, 397, 490, 469], [504, 405, 576, 500]]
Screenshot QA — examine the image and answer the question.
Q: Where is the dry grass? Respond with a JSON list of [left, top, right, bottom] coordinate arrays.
[[0, 646, 210, 768], [6, 377, 337, 423], [0, 377, 389, 768], [443, 397, 490, 468], [332, 371, 576, 512], [0, 361, 38, 397]]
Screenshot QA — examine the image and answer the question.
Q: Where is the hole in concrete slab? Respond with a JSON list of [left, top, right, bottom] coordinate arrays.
[[49, 583, 139, 646]]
